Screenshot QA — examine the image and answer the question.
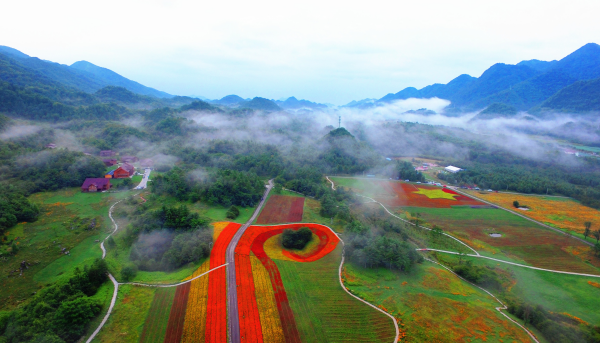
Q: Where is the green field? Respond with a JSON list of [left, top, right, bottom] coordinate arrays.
[[0, 188, 131, 310], [91, 285, 155, 343], [439, 254, 600, 325], [276, 244, 397, 343], [138, 287, 176, 343], [344, 260, 541, 343]]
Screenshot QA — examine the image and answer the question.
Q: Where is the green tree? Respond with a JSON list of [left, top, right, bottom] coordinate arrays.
[[513, 200, 520, 208], [121, 264, 138, 281], [282, 227, 312, 250], [52, 297, 101, 340], [595, 242, 600, 257], [226, 206, 240, 219], [319, 195, 337, 218], [593, 229, 600, 243], [584, 222, 592, 240]]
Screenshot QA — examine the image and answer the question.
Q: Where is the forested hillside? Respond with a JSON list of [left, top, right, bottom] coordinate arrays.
[[368, 43, 600, 113]]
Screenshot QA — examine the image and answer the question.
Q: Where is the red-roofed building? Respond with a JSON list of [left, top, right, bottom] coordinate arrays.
[[81, 178, 111, 192], [114, 163, 135, 178]]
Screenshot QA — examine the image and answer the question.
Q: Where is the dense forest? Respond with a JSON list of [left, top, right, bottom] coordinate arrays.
[[0, 259, 108, 343]]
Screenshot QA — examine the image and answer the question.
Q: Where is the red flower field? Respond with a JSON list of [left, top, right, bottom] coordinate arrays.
[[234, 223, 340, 343], [375, 181, 484, 208], [256, 195, 305, 224], [205, 222, 241, 342]]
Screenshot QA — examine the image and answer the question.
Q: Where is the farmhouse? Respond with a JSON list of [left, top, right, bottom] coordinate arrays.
[[444, 165, 462, 173], [103, 159, 117, 166], [113, 163, 135, 178], [121, 156, 139, 163], [81, 178, 111, 192], [100, 150, 116, 157]]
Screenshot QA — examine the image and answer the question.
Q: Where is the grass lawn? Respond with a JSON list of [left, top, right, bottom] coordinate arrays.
[[275, 244, 396, 343], [450, 254, 600, 325], [301, 198, 346, 233], [91, 285, 155, 343], [0, 188, 132, 310], [344, 260, 540, 343]]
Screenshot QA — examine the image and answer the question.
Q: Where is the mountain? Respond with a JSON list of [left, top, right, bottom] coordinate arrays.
[[374, 43, 600, 113], [0, 46, 31, 59], [404, 108, 436, 115], [342, 98, 377, 108], [239, 97, 281, 111], [551, 43, 600, 80], [180, 100, 222, 112], [212, 94, 245, 105], [276, 97, 328, 110], [470, 103, 518, 121], [70, 61, 171, 98], [0, 45, 172, 98], [535, 77, 600, 113], [94, 86, 150, 104], [516, 59, 558, 72]]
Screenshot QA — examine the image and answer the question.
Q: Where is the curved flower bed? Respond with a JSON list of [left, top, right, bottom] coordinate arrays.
[[234, 223, 340, 343]]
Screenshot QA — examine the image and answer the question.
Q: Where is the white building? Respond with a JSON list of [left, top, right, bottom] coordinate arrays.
[[444, 165, 462, 173]]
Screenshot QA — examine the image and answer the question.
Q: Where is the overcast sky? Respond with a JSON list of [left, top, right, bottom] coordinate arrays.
[[2, 0, 599, 104]]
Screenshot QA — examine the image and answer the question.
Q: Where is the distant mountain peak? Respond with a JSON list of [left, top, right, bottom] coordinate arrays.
[[0, 46, 30, 59]]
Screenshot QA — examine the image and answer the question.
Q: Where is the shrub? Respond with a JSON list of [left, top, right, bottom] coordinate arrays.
[[226, 205, 240, 219], [513, 200, 520, 208], [121, 264, 138, 282], [282, 227, 312, 250]]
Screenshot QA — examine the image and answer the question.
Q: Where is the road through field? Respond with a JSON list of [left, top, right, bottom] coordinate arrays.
[[226, 179, 274, 343]]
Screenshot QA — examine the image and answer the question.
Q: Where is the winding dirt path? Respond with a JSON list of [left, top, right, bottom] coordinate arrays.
[[325, 176, 578, 342], [423, 257, 540, 343]]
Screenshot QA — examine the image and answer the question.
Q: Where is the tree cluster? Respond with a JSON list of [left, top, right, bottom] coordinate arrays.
[[507, 300, 600, 343], [282, 227, 312, 250], [0, 185, 39, 234], [396, 161, 425, 182], [0, 259, 108, 343]]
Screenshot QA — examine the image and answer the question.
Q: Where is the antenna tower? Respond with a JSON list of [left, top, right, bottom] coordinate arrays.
[[338, 116, 341, 128]]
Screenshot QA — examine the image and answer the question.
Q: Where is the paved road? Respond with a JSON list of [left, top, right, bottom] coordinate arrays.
[[134, 168, 151, 190], [226, 179, 274, 343]]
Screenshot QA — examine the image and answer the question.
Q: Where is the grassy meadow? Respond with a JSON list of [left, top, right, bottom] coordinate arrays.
[[0, 188, 130, 310]]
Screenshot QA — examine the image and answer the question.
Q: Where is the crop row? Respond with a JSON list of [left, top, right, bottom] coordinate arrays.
[[206, 222, 241, 342], [275, 247, 396, 342], [140, 287, 176, 343], [235, 253, 263, 342], [250, 255, 285, 342], [164, 283, 191, 343], [256, 195, 305, 224], [181, 260, 211, 342]]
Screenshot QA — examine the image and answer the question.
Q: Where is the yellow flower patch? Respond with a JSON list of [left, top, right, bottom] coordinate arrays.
[[413, 188, 458, 200]]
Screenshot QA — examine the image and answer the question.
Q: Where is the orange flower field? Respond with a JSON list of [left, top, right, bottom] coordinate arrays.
[[468, 192, 600, 234]]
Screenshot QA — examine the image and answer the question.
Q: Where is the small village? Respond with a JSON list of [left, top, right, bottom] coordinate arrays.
[[79, 149, 153, 192]]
